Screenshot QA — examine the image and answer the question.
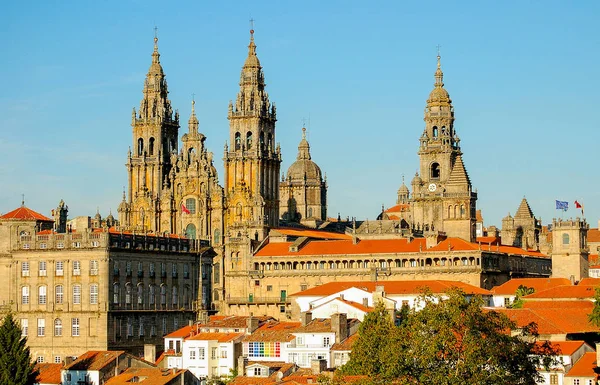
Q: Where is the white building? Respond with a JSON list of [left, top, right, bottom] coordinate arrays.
[[182, 332, 244, 379], [241, 320, 301, 362], [536, 341, 594, 385], [61, 351, 154, 385]]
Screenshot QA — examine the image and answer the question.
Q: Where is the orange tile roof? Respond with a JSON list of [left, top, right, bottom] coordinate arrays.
[[0, 206, 53, 221], [186, 332, 244, 342], [291, 280, 490, 297], [491, 278, 572, 295], [587, 255, 600, 269], [336, 298, 373, 313], [164, 325, 193, 338], [64, 351, 125, 371], [242, 321, 301, 343], [35, 363, 62, 384], [198, 315, 274, 330], [255, 238, 426, 257], [566, 352, 598, 378], [273, 228, 351, 240], [476, 236, 500, 245], [588, 229, 600, 243], [579, 277, 600, 286], [428, 238, 547, 257], [536, 340, 586, 356], [495, 308, 600, 335], [523, 285, 597, 300], [385, 204, 410, 213], [522, 300, 593, 310], [105, 368, 185, 385], [476, 210, 483, 222], [331, 333, 358, 351]]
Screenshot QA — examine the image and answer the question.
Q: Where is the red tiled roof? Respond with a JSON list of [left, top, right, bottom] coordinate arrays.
[[105, 368, 185, 385], [495, 308, 600, 335], [273, 228, 351, 240], [385, 204, 410, 213], [523, 285, 597, 300], [536, 340, 586, 356], [331, 333, 358, 351], [255, 238, 426, 257], [476, 236, 500, 245], [566, 352, 598, 378], [242, 321, 301, 343], [588, 229, 600, 243], [522, 300, 593, 310], [35, 363, 62, 384], [186, 332, 244, 342], [164, 325, 193, 339], [491, 278, 572, 295], [0, 206, 53, 221], [579, 277, 600, 286], [587, 255, 600, 269], [291, 280, 490, 297], [64, 351, 125, 371], [476, 210, 483, 222], [428, 238, 547, 257]]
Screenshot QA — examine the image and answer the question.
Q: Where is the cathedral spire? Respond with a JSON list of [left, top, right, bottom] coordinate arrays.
[[434, 52, 444, 87], [297, 126, 311, 160], [188, 98, 199, 133]]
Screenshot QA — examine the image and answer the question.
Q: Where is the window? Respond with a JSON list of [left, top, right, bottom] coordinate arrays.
[[253, 367, 265, 377], [266, 285, 272, 292], [280, 305, 286, 313], [37, 318, 45, 336], [127, 318, 133, 337], [22, 286, 29, 304], [323, 337, 330, 347], [55, 285, 64, 304], [113, 283, 120, 305], [184, 263, 190, 279], [21, 262, 30, 277], [234, 132, 241, 150], [149, 137, 155, 155], [246, 342, 281, 358], [125, 284, 132, 304], [149, 263, 155, 277], [113, 261, 120, 276], [214, 263, 220, 284], [573, 380, 580, 385], [137, 261, 143, 277], [190, 350, 196, 360], [73, 261, 81, 276], [162, 317, 167, 335], [149, 285, 156, 306], [185, 198, 196, 214], [36, 356, 44, 363], [213, 229, 220, 245], [211, 347, 217, 359], [504, 297, 510, 307], [55, 261, 64, 276], [198, 347, 205, 360], [160, 285, 167, 305], [255, 280, 260, 287], [137, 285, 144, 305], [549, 374, 558, 385], [220, 348, 227, 359], [172, 286, 178, 306], [172, 263, 178, 278], [174, 318, 179, 331], [38, 286, 47, 304], [90, 284, 98, 304], [56, 242, 64, 248], [72, 318, 80, 336], [138, 137, 144, 155], [54, 356, 61, 364], [563, 233, 570, 245], [39, 261, 47, 276], [126, 261, 132, 277], [139, 317, 145, 337], [246, 131, 253, 149], [54, 319, 62, 336], [150, 323, 156, 337], [73, 285, 81, 304], [430, 162, 440, 179], [90, 260, 98, 275], [161, 263, 167, 278], [20, 319, 28, 336]]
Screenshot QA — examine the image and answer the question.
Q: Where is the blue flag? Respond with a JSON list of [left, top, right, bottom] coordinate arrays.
[[555, 200, 568, 211]]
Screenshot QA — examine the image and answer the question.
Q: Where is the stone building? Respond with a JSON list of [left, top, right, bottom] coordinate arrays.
[[550, 218, 589, 282], [279, 127, 327, 225], [0, 201, 214, 362], [501, 198, 541, 250]]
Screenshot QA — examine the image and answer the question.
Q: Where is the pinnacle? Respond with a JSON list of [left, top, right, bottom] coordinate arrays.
[[515, 198, 534, 219], [446, 155, 471, 187]]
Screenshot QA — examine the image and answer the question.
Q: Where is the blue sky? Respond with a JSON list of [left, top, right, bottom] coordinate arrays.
[[1, 0, 598, 229]]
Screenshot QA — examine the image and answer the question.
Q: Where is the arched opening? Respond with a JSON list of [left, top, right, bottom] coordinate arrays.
[[259, 131, 265, 150], [430, 163, 440, 179], [235, 132, 241, 150], [149, 137, 155, 155], [432, 126, 438, 137], [185, 224, 196, 239], [246, 131, 253, 149], [185, 198, 196, 214], [137, 138, 144, 156]]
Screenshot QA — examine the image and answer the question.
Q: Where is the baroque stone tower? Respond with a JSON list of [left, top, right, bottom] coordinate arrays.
[[410, 54, 477, 241], [501, 198, 541, 249], [119, 34, 180, 232], [223, 28, 281, 240], [551, 218, 589, 282], [279, 127, 327, 224]]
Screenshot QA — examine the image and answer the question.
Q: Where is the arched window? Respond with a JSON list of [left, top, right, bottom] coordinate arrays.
[[137, 138, 144, 156], [113, 283, 120, 305], [38, 286, 47, 305], [125, 283, 132, 304], [213, 229, 220, 245], [54, 319, 62, 336], [137, 284, 144, 305], [55, 285, 64, 304], [447, 206, 452, 218], [149, 137, 155, 155], [454, 205, 458, 218], [185, 198, 196, 214], [432, 126, 438, 137], [246, 131, 253, 149], [185, 224, 196, 240], [430, 163, 440, 179], [235, 132, 241, 150], [259, 131, 265, 150], [562, 233, 570, 245], [441, 126, 446, 135]]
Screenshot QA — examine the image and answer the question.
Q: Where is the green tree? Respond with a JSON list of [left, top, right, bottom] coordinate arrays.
[[588, 287, 600, 327], [340, 289, 556, 385], [0, 313, 38, 385], [509, 285, 535, 309]]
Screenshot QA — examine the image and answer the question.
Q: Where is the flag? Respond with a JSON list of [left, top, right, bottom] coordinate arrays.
[[555, 200, 568, 211], [575, 200, 584, 216], [181, 203, 190, 214]]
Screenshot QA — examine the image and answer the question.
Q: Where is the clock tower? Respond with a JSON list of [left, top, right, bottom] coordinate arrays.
[[410, 54, 477, 241]]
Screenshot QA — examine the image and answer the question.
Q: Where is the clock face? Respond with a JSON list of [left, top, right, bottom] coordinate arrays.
[[428, 183, 437, 192]]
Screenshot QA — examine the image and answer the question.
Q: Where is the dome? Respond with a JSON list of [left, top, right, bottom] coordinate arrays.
[[287, 159, 323, 182], [411, 173, 422, 186], [427, 86, 451, 103], [397, 183, 409, 195]]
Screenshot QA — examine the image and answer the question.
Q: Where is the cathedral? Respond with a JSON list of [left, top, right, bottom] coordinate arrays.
[[115, 29, 587, 318]]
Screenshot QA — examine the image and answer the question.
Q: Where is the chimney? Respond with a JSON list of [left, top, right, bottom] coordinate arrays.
[[188, 319, 193, 327], [144, 344, 156, 363], [310, 359, 327, 374], [362, 298, 369, 307], [246, 316, 259, 334], [331, 313, 348, 344], [65, 356, 75, 365], [237, 356, 248, 376], [301, 311, 312, 326]]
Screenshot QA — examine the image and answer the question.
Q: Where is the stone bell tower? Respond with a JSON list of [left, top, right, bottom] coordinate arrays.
[[119, 33, 180, 232], [410, 53, 477, 241], [223, 28, 281, 241]]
